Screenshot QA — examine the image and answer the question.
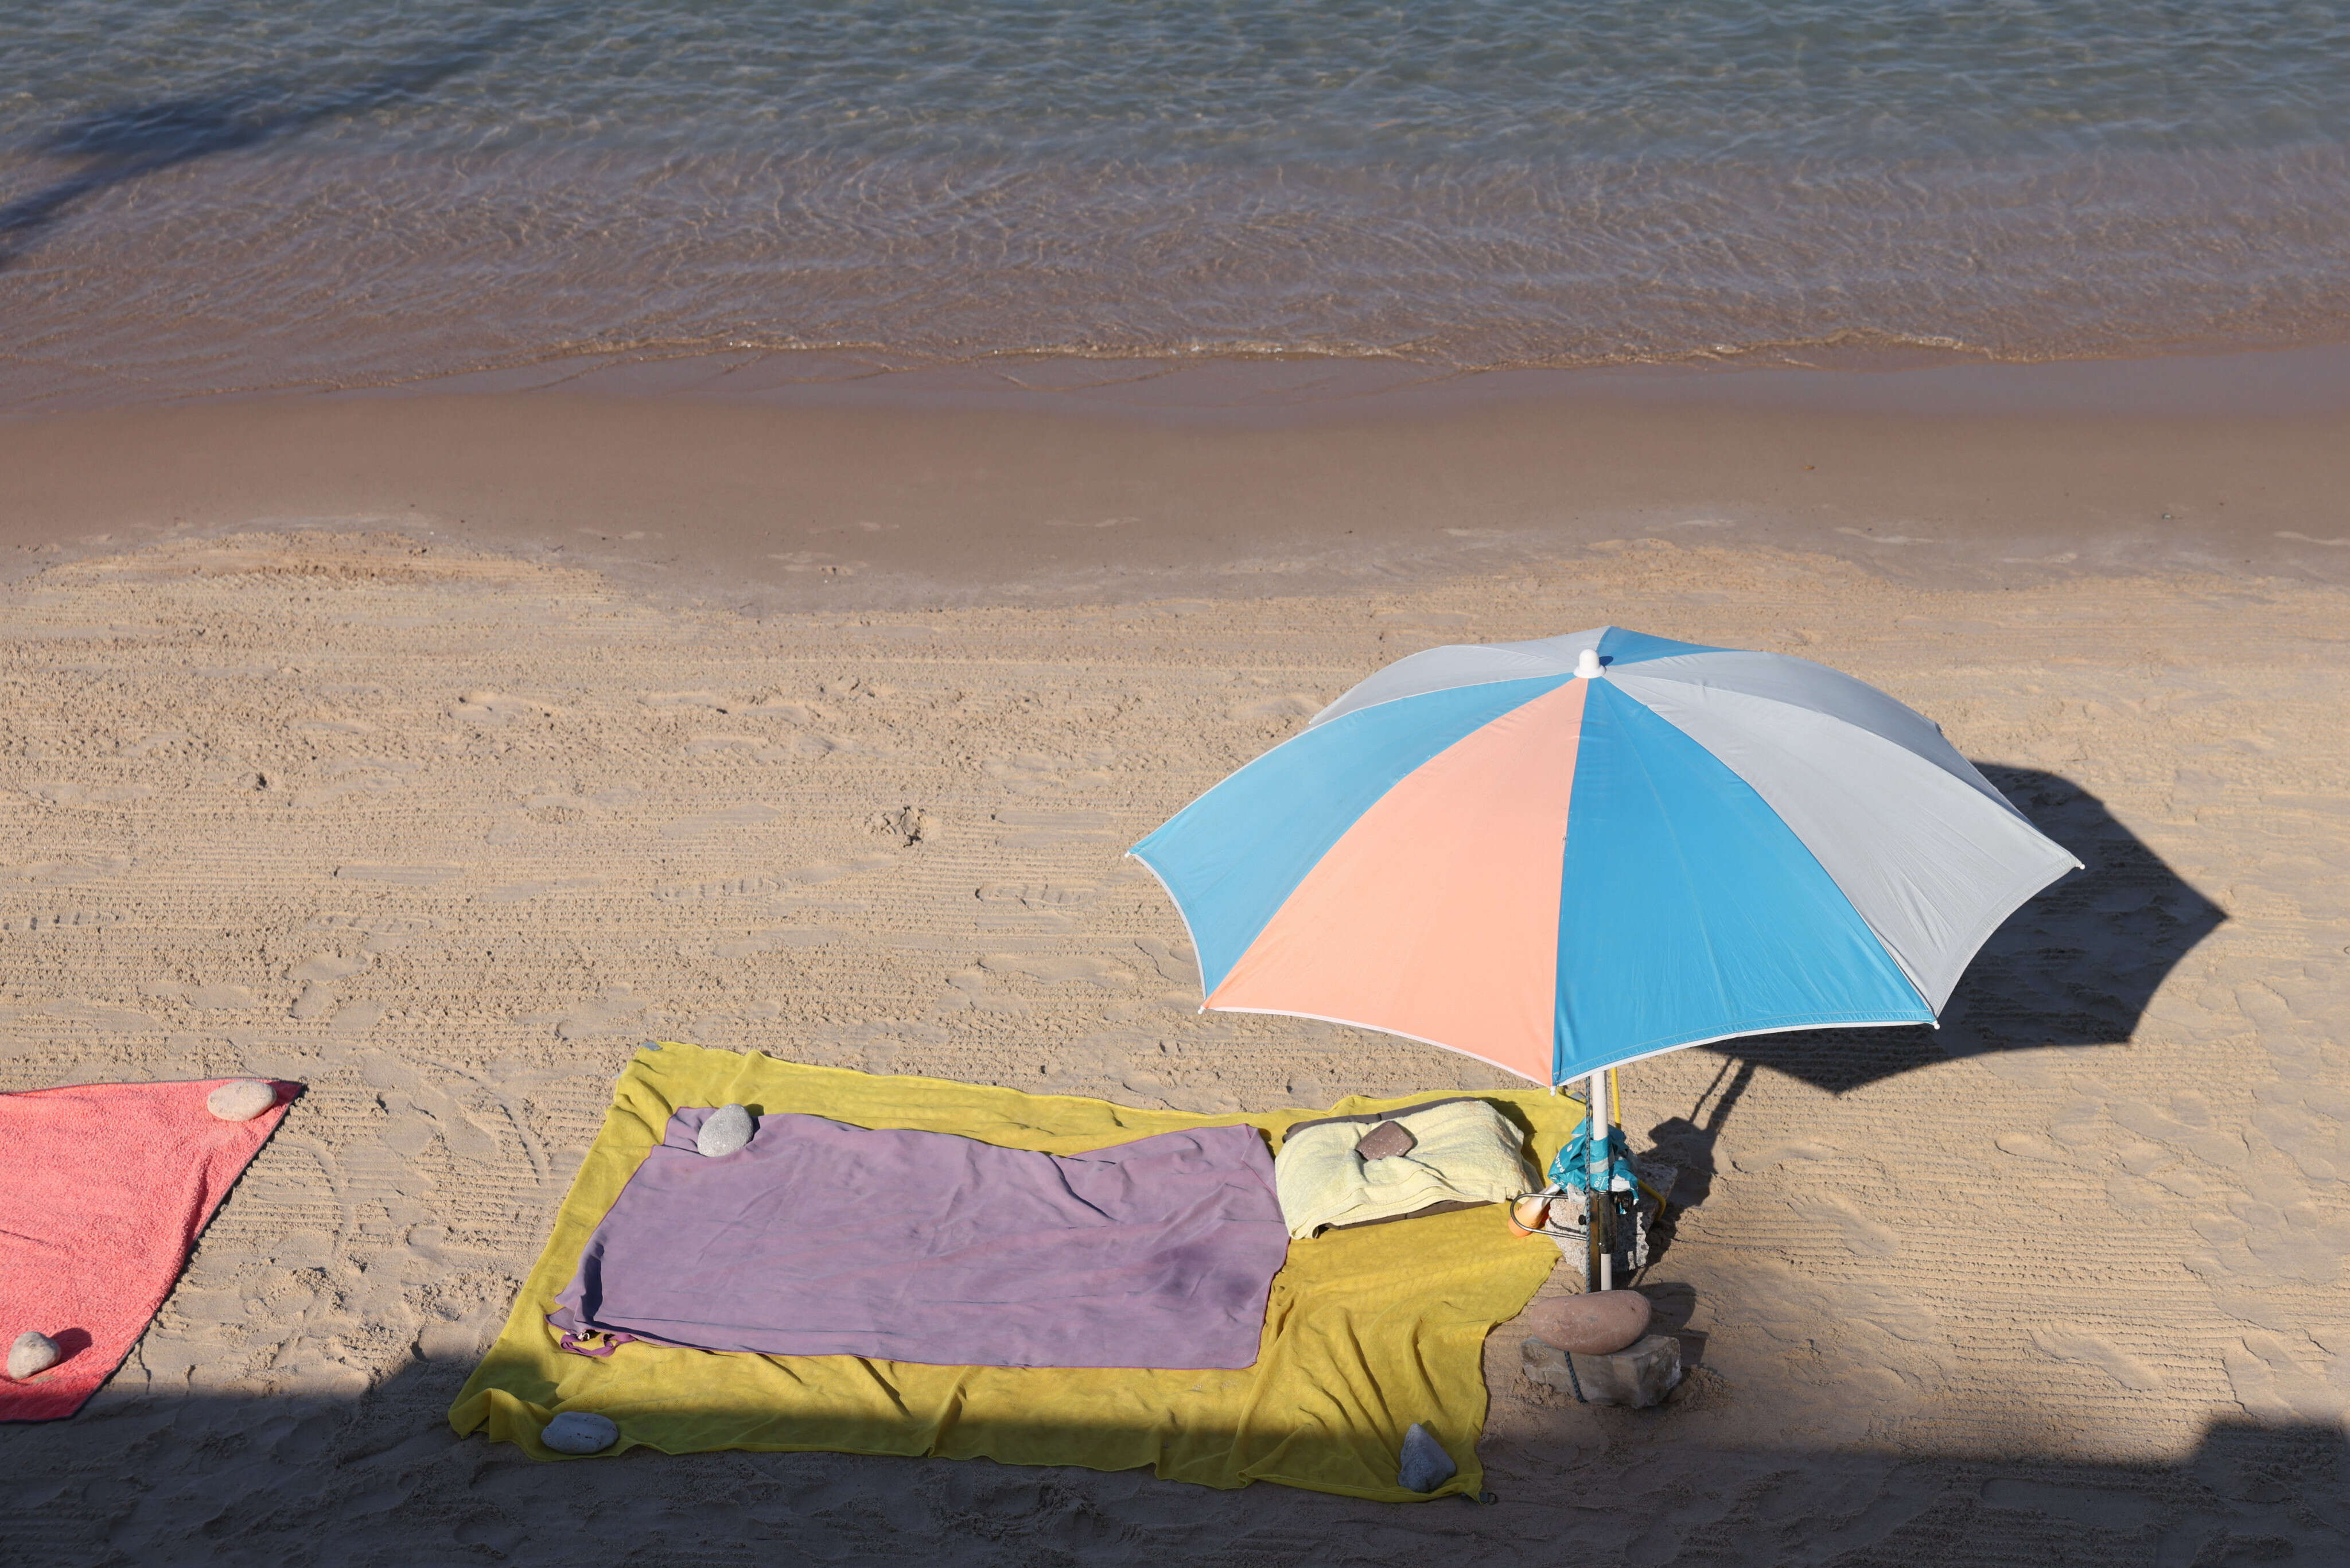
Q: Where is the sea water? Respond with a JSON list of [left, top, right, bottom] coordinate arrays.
[[6, 0, 2350, 407]]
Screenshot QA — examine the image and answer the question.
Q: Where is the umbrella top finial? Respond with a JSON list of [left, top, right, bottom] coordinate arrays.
[[1573, 648, 1602, 679]]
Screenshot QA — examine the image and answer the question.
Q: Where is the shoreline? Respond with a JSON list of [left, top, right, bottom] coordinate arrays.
[[5, 345, 2349, 611]]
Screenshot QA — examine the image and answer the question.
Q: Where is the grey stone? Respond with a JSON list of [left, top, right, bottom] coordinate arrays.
[[1398, 1422, 1457, 1492], [207, 1080, 277, 1122], [697, 1104, 754, 1158], [542, 1411, 619, 1454], [8, 1330, 59, 1381], [1522, 1331, 1683, 1408]]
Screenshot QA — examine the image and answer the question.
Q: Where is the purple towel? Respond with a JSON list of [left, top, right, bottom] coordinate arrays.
[[550, 1109, 1291, 1369]]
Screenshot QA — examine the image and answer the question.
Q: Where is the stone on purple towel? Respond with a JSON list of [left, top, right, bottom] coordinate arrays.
[[8, 1330, 59, 1381], [695, 1103, 754, 1158], [206, 1080, 277, 1122]]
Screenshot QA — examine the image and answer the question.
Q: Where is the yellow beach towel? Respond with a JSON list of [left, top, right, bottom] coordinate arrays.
[[448, 1042, 1575, 1502]]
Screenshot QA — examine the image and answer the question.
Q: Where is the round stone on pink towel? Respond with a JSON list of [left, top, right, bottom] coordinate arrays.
[[543, 1411, 620, 1454], [1521, 1290, 1653, 1355], [8, 1330, 60, 1381], [206, 1080, 277, 1122]]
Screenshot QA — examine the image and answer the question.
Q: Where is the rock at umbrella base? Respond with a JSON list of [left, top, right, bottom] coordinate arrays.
[[8, 1330, 60, 1381], [1519, 1289, 1653, 1355], [697, 1104, 754, 1158], [207, 1080, 278, 1122], [542, 1411, 620, 1454], [1522, 1332, 1684, 1409]]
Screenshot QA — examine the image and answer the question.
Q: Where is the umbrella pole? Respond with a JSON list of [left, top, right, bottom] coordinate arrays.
[[1586, 1069, 1612, 1292]]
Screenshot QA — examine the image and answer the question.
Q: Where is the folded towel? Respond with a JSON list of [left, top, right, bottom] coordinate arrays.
[[1273, 1097, 1535, 1239], [0, 1079, 297, 1422]]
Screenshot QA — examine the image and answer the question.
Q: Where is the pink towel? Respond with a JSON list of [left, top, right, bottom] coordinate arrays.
[[0, 1079, 299, 1422]]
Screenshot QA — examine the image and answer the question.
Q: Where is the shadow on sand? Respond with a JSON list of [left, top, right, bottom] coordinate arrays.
[[1637, 765, 2223, 1212], [0, 10, 565, 265], [2, 1351, 2340, 1566]]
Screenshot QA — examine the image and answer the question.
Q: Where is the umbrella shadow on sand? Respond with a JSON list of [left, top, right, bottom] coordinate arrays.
[[1642, 765, 2223, 1218]]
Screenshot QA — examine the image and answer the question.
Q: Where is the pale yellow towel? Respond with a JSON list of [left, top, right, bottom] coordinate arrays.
[[1274, 1098, 1538, 1239]]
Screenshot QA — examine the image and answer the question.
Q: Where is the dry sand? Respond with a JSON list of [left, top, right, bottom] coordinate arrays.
[[2, 527, 2346, 1564]]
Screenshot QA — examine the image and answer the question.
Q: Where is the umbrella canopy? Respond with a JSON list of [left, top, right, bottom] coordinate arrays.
[[1131, 627, 2082, 1088]]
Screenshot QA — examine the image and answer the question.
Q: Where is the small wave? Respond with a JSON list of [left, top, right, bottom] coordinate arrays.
[[9, 141, 2350, 411]]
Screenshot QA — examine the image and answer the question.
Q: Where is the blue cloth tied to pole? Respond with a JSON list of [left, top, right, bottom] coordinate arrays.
[[1546, 1120, 1636, 1195]]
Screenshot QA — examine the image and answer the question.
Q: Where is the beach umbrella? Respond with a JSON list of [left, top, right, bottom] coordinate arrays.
[[1131, 625, 2082, 1098]]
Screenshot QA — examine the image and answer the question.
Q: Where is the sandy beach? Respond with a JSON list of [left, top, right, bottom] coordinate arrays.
[[13, 4, 2350, 1556], [2, 504, 2345, 1562]]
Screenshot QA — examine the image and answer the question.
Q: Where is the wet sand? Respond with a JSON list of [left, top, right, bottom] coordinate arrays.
[[4, 349, 2349, 614]]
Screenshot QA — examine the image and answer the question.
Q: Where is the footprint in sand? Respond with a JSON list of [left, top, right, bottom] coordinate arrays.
[[0, 851, 131, 884], [741, 698, 832, 725], [3, 998, 161, 1032], [112, 731, 197, 757], [1, 909, 123, 933], [329, 1002, 387, 1036], [334, 863, 467, 886], [450, 690, 565, 726], [975, 882, 1099, 911], [137, 982, 258, 1010], [982, 750, 1118, 790], [288, 951, 371, 1019], [990, 808, 1120, 849], [937, 969, 1029, 1014], [31, 781, 155, 807], [2028, 1328, 2166, 1391], [1730, 1139, 1838, 1172], [1131, 937, 1200, 988], [527, 987, 652, 1042], [644, 690, 729, 711], [2108, 1095, 2250, 1170], [715, 928, 843, 959], [686, 733, 845, 762], [657, 803, 783, 839], [293, 765, 406, 808], [1229, 694, 1321, 722], [305, 913, 441, 953], [1978, 1479, 2158, 1531], [652, 857, 897, 902], [479, 877, 608, 904], [361, 1054, 503, 1164], [979, 954, 1139, 990], [1784, 1191, 1901, 1257], [1992, 1131, 2072, 1164]]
